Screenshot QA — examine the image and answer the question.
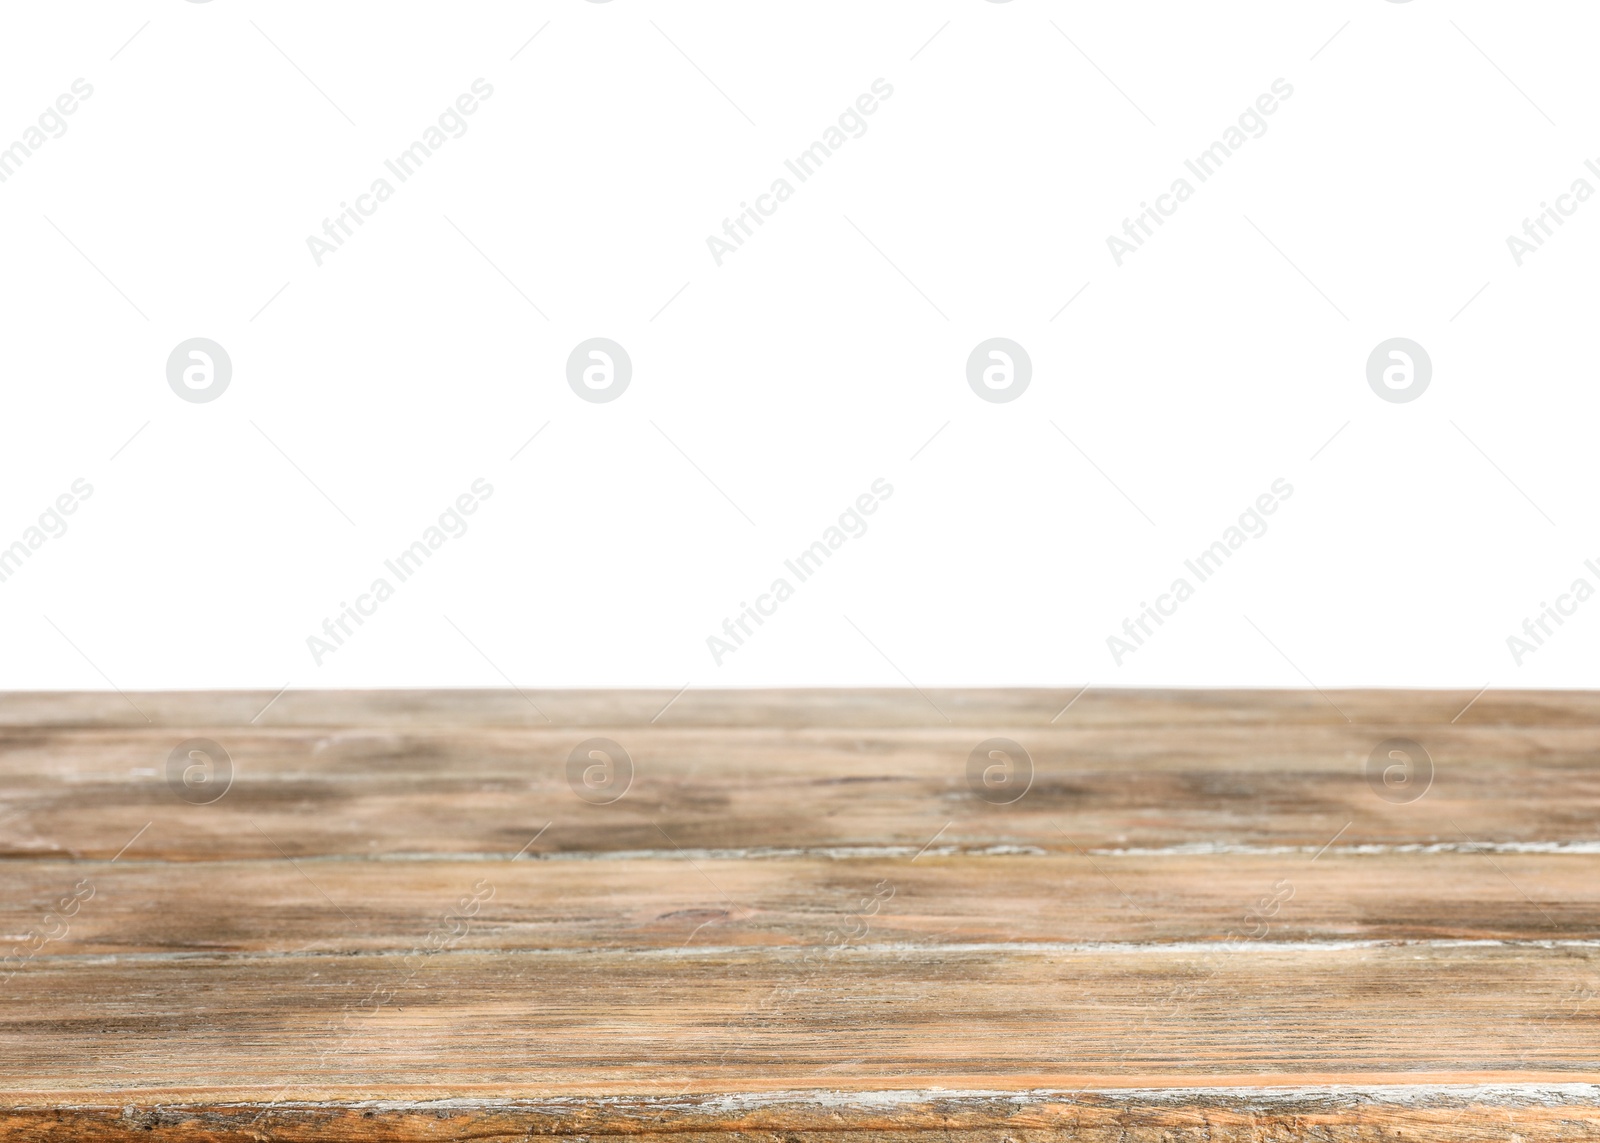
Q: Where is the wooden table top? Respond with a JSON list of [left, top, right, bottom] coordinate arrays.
[[3, 689, 1598, 1141]]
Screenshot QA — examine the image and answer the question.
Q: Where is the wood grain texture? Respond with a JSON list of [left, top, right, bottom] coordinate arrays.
[[3, 689, 1599, 1140]]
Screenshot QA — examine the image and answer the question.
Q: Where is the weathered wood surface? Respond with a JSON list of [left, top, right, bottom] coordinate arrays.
[[3, 690, 1599, 1140]]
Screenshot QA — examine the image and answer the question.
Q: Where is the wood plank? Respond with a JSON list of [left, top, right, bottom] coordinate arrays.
[[1, 853, 1595, 954], [6, 1089, 1600, 1143], [3, 690, 1599, 1140], [5, 944, 1600, 1099], [6, 719, 1600, 859], [4, 687, 1600, 729]]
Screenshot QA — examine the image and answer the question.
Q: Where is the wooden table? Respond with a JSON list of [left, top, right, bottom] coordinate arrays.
[[3, 689, 1598, 1140]]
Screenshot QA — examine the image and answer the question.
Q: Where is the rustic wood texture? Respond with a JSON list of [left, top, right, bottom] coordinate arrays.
[[3, 689, 1599, 1140]]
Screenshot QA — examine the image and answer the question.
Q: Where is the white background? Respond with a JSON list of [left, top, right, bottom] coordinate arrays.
[[0, 0, 1596, 694]]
